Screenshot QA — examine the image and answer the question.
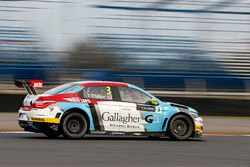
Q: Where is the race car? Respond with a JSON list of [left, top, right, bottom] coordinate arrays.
[[16, 80, 203, 140]]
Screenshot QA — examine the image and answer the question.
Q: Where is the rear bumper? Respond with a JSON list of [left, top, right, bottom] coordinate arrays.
[[19, 120, 60, 132], [18, 105, 62, 122], [18, 106, 63, 132], [19, 120, 41, 132]]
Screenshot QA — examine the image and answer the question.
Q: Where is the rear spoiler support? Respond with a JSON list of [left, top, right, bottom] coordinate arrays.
[[15, 80, 43, 95]]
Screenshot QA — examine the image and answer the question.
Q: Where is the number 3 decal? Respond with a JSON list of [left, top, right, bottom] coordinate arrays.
[[106, 86, 111, 96]]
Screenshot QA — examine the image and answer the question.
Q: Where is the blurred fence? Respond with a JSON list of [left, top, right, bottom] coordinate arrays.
[[0, 0, 250, 99], [2, 93, 250, 115]]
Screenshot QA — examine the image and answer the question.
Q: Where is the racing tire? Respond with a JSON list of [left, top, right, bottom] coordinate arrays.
[[44, 131, 61, 139], [62, 112, 88, 139], [168, 114, 193, 141]]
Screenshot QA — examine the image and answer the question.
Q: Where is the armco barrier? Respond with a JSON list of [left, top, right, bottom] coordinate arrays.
[[0, 94, 249, 116], [0, 94, 25, 113]]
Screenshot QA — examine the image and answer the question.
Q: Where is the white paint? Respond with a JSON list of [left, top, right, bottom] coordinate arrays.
[[18, 105, 63, 121], [97, 101, 146, 132]]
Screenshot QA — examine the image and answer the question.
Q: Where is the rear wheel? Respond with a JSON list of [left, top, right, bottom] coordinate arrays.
[[62, 112, 88, 139], [168, 114, 193, 140]]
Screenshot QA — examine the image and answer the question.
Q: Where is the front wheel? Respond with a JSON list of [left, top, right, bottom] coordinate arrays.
[[62, 112, 88, 139], [168, 114, 193, 140]]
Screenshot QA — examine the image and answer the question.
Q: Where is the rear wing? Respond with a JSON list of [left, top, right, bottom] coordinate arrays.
[[15, 80, 43, 95]]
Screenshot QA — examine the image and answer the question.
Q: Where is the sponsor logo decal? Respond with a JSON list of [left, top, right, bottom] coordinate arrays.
[[101, 112, 142, 129], [29, 117, 60, 123], [145, 115, 154, 123], [31, 117, 45, 122], [102, 112, 140, 124], [63, 97, 90, 103], [137, 105, 155, 112], [30, 80, 43, 88]]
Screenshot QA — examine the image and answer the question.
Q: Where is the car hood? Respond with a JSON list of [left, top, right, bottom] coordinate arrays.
[[164, 102, 198, 113]]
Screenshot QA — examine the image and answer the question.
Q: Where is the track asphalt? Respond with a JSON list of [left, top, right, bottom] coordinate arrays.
[[1, 113, 250, 134], [0, 133, 249, 167]]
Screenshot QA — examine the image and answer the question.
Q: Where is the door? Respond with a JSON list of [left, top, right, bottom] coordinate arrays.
[[117, 86, 163, 132], [82, 85, 120, 131]]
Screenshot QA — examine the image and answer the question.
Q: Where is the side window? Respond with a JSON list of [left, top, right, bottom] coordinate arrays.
[[118, 87, 152, 104], [82, 86, 113, 100]]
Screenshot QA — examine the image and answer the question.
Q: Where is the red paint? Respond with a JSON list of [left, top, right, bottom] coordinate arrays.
[[21, 106, 33, 111], [26, 82, 119, 109], [36, 93, 109, 105], [32, 100, 56, 108], [29, 80, 43, 88], [37, 93, 79, 102], [31, 93, 80, 108], [87, 99, 109, 104]]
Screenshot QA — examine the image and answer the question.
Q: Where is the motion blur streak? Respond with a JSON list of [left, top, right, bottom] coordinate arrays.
[[0, 0, 250, 99]]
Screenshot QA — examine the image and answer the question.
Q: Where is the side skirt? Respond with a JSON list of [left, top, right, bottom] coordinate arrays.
[[89, 131, 166, 137]]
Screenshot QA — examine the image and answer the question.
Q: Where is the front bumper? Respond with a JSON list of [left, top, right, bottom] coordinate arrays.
[[193, 116, 203, 137]]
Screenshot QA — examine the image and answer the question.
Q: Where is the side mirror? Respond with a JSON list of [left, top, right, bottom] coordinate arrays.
[[150, 99, 159, 106]]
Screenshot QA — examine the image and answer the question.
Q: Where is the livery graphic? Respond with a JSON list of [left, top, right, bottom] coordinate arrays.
[[137, 105, 155, 112], [145, 115, 154, 123], [16, 80, 203, 140]]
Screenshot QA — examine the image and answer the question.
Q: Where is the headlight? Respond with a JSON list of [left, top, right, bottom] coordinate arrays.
[[190, 112, 199, 118]]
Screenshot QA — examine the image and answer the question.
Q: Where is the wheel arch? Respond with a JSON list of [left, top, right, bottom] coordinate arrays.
[[60, 108, 91, 133], [165, 112, 195, 134]]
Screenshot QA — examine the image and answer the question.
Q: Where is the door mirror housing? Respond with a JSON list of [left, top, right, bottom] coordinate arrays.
[[150, 99, 159, 106]]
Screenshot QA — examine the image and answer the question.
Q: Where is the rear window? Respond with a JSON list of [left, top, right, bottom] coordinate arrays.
[[44, 83, 81, 95]]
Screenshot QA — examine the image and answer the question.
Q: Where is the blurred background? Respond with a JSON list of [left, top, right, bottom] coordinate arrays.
[[0, 0, 250, 115]]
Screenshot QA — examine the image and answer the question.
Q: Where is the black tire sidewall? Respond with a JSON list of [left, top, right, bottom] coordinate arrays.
[[169, 114, 193, 140], [62, 112, 88, 139]]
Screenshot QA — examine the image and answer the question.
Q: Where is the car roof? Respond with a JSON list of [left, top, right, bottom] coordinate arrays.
[[72, 81, 129, 87]]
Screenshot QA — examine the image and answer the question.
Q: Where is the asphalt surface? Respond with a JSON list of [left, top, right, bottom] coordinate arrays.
[[0, 133, 249, 167], [2, 113, 250, 134]]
